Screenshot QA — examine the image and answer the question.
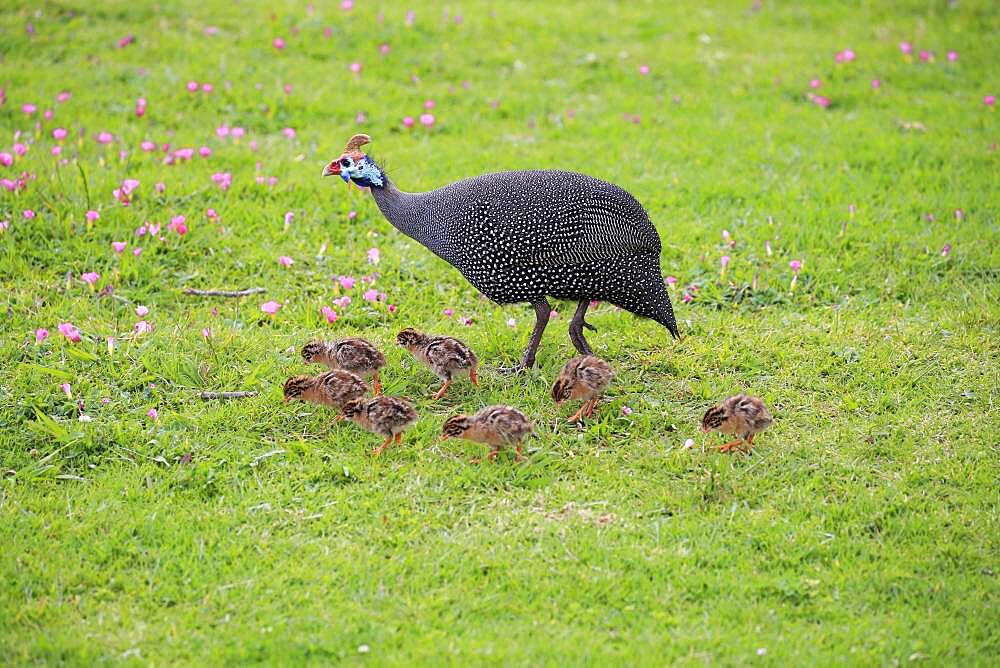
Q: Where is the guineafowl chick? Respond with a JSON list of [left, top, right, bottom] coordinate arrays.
[[302, 339, 386, 395], [701, 394, 773, 453], [283, 371, 369, 419], [342, 396, 419, 456], [551, 355, 615, 423], [396, 328, 479, 400], [441, 405, 533, 463]]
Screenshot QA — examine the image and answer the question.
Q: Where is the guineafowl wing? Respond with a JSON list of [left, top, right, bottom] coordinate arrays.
[[452, 171, 661, 267]]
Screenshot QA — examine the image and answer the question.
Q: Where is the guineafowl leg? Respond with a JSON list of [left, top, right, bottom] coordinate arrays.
[[569, 299, 597, 355], [432, 380, 452, 400], [500, 298, 551, 373], [372, 371, 383, 396], [371, 435, 393, 456]]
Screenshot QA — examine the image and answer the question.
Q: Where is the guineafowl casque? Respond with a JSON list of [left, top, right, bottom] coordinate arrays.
[[323, 134, 679, 371]]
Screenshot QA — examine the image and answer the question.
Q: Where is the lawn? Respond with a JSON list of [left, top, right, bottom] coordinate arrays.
[[2, 0, 999, 664]]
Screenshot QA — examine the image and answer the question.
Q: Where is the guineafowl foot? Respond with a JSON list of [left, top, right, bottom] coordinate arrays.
[[569, 299, 596, 355], [501, 297, 552, 373]]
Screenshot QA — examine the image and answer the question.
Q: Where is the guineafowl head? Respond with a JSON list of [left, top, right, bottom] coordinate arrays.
[[440, 414, 472, 440], [283, 375, 314, 402], [323, 133, 385, 188]]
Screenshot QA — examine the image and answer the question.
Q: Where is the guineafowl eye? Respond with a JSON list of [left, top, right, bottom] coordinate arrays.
[[340, 157, 351, 167]]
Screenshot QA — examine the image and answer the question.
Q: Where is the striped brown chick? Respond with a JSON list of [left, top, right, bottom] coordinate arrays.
[[342, 396, 419, 456], [302, 338, 386, 395], [701, 394, 773, 453], [283, 371, 369, 420], [441, 405, 533, 463], [396, 327, 479, 400], [551, 355, 614, 423]]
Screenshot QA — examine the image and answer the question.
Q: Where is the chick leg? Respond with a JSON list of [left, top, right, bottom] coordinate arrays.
[[718, 439, 744, 453], [371, 435, 393, 456], [372, 371, 383, 396], [584, 397, 598, 418], [394, 432, 403, 444], [569, 299, 597, 355], [432, 380, 452, 400], [471, 446, 500, 464], [515, 444, 526, 463], [334, 414, 346, 421], [567, 402, 588, 423], [469, 366, 479, 387], [500, 298, 551, 374]]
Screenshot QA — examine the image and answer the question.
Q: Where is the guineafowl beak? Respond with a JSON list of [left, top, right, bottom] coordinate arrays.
[[322, 160, 340, 177]]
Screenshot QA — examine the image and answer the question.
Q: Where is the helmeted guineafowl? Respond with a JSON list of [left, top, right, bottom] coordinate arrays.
[[323, 134, 679, 371]]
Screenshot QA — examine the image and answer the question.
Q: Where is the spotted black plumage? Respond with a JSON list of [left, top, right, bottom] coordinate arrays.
[[326, 135, 679, 370]]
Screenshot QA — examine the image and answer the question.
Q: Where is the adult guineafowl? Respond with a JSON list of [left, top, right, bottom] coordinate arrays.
[[323, 134, 679, 372]]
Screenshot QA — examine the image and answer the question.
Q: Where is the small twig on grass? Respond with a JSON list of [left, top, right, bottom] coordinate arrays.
[[198, 391, 258, 400], [183, 287, 266, 297]]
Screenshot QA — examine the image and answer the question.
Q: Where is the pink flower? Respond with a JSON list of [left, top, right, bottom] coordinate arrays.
[[333, 296, 351, 308], [186, 81, 199, 92], [985, 95, 996, 107], [201, 83, 213, 93], [22, 103, 37, 114], [201, 327, 212, 339], [118, 34, 135, 48], [871, 79, 881, 90], [363, 289, 378, 302], [0, 153, 11, 167], [955, 209, 964, 220], [461, 317, 473, 326], [367, 247, 381, 264], [85, 210, 100, 223], [388, 304, 396, 314], [947, 50, 958, 62], [811, 95, 831, 108], [348, 211, 357, 220], [341, 0, 353, 9], [282, 211, 295, 227], [13, 143, 28, 156], [61, 383, 72, 399], [112, 241, 127, 253], [133, 247, 142, 257], [207, 208, 219, 219], [379, 43, 390, 55], [507, 317, 517, 328], [107, 336, 115, 353], [51, 146, 62, 156], [278, 255, 294, 266], [57, 91, 71, 103], [402, 116, 415, 128], [52, 127, 67, 140], [638, 64, 650, 75], [81, 272, 100, 287], [135, 305, 149, 316], [424, 99, 436, 110], [146, 408, 158, 420], [261, 301, 281, 314], [230, 127, 245, 138], [140, 140, 155, 151], [419, 113, 435, 127], [350, 62, 362, 73], [97, 132, 113, 144], [35, 328, 49, 344], [273, 37, 286, 50], [940, 243, 951, 257], [789, 259, 803, 273], [21, 207, 34, 219], [443, 308, 454, 317], [355, 112, 367, 124], [321, 306, 338, 323], [283, 84, 293, 94], [665, 276, 678, 286], [58, 322, 82, 342], [406, 10, 415, 25], [122, 179, 139, 195], [211, 172, 232, 190], [809, 78, 821, 89], [282, 127, 296, 139], [216, 124, 230, 137], [199, 146, 212, 157], [918, 50, 932, 62], [134, 320, 153, 334], [899, 41, 912, 54], [838, 49, 855, 62], [682, 293, 693, 304], [720, 255, 730, 269], [338, 276, 356, 290], [205, 26, 219, 36], [621, 405, 633, 416]]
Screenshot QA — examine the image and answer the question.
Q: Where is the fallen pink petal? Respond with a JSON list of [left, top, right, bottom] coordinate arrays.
[[261, 301, 281, 314]]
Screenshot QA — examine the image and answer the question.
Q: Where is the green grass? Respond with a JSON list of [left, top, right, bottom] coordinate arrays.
[[2, 0, 999, 663]]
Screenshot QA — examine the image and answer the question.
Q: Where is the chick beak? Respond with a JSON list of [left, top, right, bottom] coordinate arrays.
[[700, 425, 709, 433], [439, 434, 450, 442]]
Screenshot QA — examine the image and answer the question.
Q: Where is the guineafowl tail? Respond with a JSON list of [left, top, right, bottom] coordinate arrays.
[[609, 253, 680, 340]]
